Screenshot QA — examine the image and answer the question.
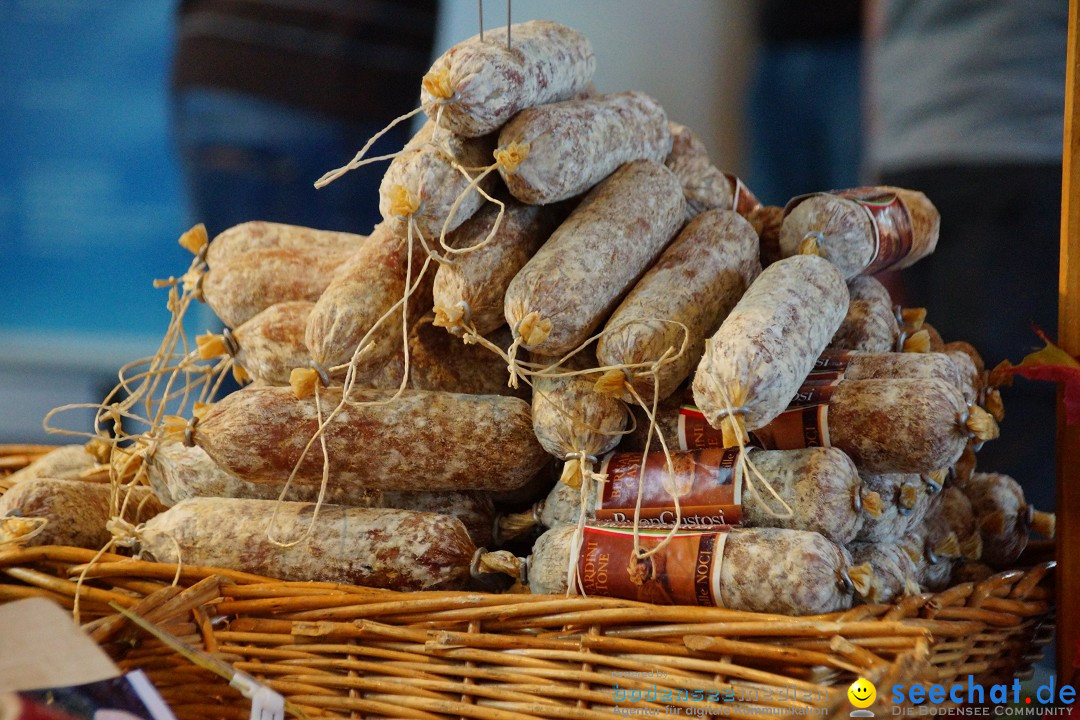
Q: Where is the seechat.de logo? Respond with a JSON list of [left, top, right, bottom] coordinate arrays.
[[849, 678, 877, 717]]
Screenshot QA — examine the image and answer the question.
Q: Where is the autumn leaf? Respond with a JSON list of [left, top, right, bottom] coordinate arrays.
[[995, 326, 1080, 424]]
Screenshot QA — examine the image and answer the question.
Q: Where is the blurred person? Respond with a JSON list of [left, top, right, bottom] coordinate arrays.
[[171, 0, 438, 237], [868, 1, 1067, 511], [746, 0, 864, 206]]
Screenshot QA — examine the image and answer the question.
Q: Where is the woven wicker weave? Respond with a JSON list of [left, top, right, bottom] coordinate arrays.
[[0, 446, 1056, 720]]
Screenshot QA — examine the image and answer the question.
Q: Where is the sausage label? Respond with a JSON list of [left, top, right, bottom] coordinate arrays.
[[833, 188, 915, 274], [576, 525, 730, 606], [678, 404, 831, 451], [724, 173, 762, 217], [786, 382, 840, 407], [784, 189, 915, 273], [596, 448, 742, 526], [812, 349, 857, 372]]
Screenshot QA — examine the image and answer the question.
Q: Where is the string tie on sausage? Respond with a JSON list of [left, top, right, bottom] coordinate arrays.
[[315, 106, 421, 188], [421, 66, 455, 101], [493, 141, 530, 174], [798, 231, 826, 257], [0, 515, 49, 547], [183, 416, 199, 448]]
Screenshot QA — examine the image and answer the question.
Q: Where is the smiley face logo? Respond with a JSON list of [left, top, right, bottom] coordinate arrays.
[[848, 678, 877, 709]]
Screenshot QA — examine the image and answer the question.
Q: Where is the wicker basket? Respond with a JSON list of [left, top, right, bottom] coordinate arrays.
[[0, 446, 1056, 720]]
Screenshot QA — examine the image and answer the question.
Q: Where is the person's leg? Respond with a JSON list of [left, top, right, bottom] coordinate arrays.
[[882, 164, 1060, 510]]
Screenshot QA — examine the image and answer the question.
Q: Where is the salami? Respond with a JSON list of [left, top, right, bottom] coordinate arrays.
[[207, 221, 367, 267], [829, 276, 901, 353], [935, 486, 983, 562], [531, 353, 628, 487], [0, 477, 165, 549], [420, 20, 596, 137], [504, 160, 685, 357], [305, 222, 433, 379], [407, 319, 525, 398], [854, 474, 927, 543], [139, 498, 476, 591], [527, 525, 871, 615], [529, 447, 875, 544], [378, 120, 497, 240], [4, 444, 95, 485], [849, 542, 919, 604], [203, 246, 353, 329], [959, 472, 1055, 566], [811, 350, 967, 392], [432, 199, 562, 336], [692, 254, 849, 447], [779, 187, 940, 280], [662, 378, 997, 474], [595, 210, 761, 404], [193, 386, 548, 492], [146, 442, 380, 508], [497, 91, 671, 205], [201, 301, 313, 386]]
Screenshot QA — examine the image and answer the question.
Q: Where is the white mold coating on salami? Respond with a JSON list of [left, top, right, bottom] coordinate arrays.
[[146, 442, 380, 508], [531, 353, 627, 464], [139, 498, 475, 590], [497, 91, 672, 205], [828, 378, 969, 474], [839, 352, 966, 391], [232, 301, 314, 386], [830, 276, 899, 353], [597, 210, 761, 403], [194, 386, 548, 492], [0, 477, 165, 549], [203, 246, 354, 329], [693, 254, 848, 433], [527, 525, 854, 615], [207, 221, 368, 267], [383, 490, 495, 548], [665, 123, 735, 221], [540, 447, 865, 544], [849, 542, 918, 604], [433, 200, 561, 337], [959, 472, 1029, 566], [378, 121, 497, 240], [305, 222, 433, 376], [407, 320, 526, 399], [421, 21, 596, 137], [5, 445, 95, 485], [504, 160, 685, 356], [855, 474, 923, 543]]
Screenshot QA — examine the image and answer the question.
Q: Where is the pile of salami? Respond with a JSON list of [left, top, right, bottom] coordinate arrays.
[[2, 21, 1055, 616]]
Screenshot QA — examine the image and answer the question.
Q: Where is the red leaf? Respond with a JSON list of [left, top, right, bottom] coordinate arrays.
[[1000, 326, 1080, 424]]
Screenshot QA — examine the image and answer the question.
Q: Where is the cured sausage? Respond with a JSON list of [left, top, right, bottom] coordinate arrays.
[[596, 210, 760, 404], [810, 350, 966, 393], [497, 91, 671, 205], [504, 160, 685, 357], [202, 301, 313, 386], [528, 446, 876, 544], [854, 474, 926, 543], [305, 222, 433, 379], [692, 254, 849, 447], [849, 542, 919, 604], [4, 444, 96, 485], [829, 276, 901, 353], [146, 441, 380, 507], [203, 246, 354, 329], [665, 123, 760, 223], [531, 352, 628, 487], [407, 320, 526, 398], [959, 472, 1055, 566], [420, 20, 596, 137], [139, 498, 476, 591], [207, 221, 367, 267], [527, 524, 871, 615], [432, 199, 563, 337], [378, 120, 497, 240], [0, 477, 165, 549], [779, 187, 940, 280], [672, 378, 998, 474], [193, 386, 548, 492]]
